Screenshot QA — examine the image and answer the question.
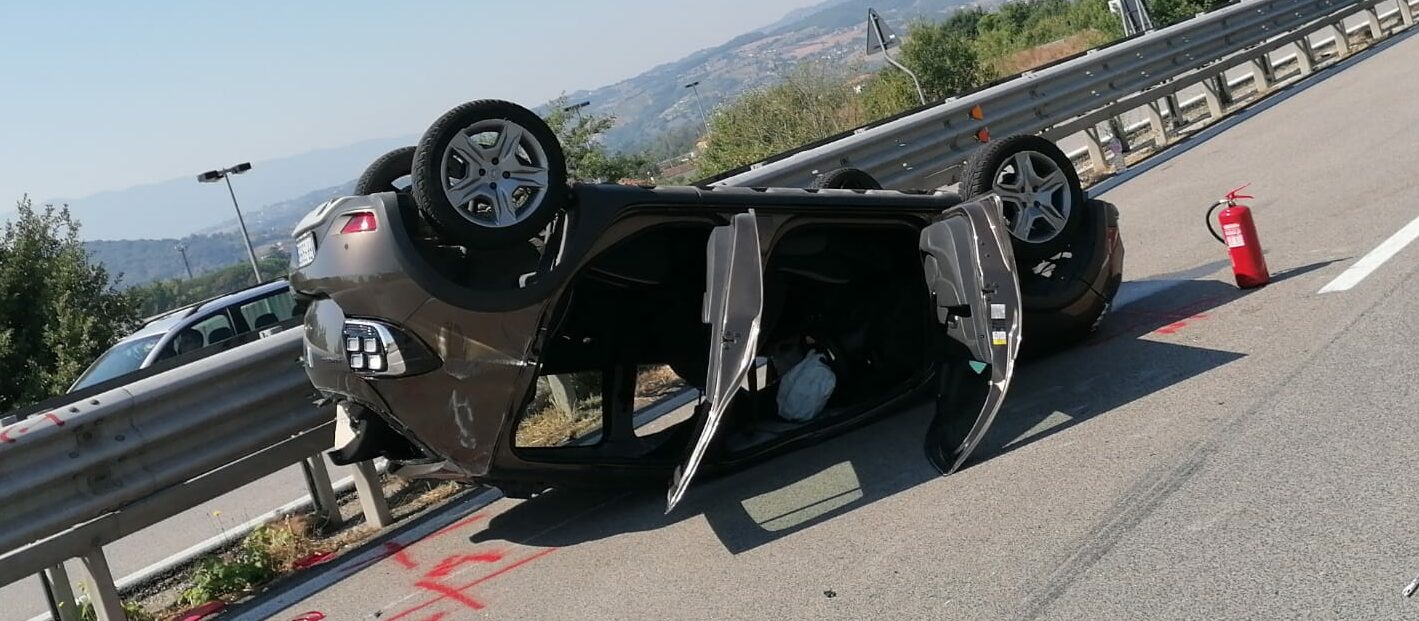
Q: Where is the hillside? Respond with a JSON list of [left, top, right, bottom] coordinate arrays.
[[87, 182, 353, 287], [46, 136, 412, 241], [75, 0, 978, 283], [570, 0, 975, 150]]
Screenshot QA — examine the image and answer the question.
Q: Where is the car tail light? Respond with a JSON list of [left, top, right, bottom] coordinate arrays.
[[340, 212, 378, 234]]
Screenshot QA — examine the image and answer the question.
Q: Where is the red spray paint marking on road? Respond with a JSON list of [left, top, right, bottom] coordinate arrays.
[[289, 612, 325, 621], [416, 614, 448, 621], [293, 550, 336, 569], [1153, 312, 1209, 335], [384, 548, 559, 620], [426, 514, 486, 541], [425, 552, 504, 579], [172, 600, 226, 621], [1087, 296, 1225, 345]]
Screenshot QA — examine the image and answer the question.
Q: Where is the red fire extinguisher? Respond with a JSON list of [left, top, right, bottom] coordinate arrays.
[[1206, 184, 1270, 288]]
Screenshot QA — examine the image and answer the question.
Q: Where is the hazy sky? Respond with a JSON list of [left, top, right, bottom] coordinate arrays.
[[0, 0, 821, 206]]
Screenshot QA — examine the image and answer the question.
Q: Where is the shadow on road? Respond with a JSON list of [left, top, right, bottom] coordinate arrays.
[[471, 260, 1339, 555]]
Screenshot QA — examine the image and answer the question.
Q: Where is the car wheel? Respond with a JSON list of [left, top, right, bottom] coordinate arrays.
[[811, 168, 882, 190], [1019, 199, 1121, 356], [412, 100, 569, 250], [355, 146, 416, 196], [961, 135, 1084, 262]]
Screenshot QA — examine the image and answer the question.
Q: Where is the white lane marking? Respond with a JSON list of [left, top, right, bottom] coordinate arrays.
[[1318, 215, 1419, 293]]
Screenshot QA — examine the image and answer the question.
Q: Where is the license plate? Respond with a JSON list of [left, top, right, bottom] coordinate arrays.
[[296, 233, 317, 268]]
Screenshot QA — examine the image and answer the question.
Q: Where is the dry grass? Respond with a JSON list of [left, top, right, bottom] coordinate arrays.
[[635, 365, 687, 409], [515, 365, 689, 447], [515, 394, 604, 447], [995, 32, 1106, 76]]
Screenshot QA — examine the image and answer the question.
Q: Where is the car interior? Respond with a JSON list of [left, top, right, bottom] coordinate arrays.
[[511, 218, 935, 465]]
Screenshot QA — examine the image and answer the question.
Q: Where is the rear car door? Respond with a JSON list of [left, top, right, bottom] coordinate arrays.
[[919, 195, 1023, 474], [666, 211, 763, 513]]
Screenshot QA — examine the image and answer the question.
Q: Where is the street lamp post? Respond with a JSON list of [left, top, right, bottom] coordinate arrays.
[[197, 162, 263, 284], [174, 244, 194, 279], [684, 81, 711, 137]]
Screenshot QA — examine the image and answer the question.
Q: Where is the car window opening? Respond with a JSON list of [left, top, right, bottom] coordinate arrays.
[[511, 222, 931, 463]]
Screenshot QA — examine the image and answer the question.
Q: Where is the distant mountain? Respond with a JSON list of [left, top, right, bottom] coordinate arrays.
[[568, 0, 973, 151], [87, 181, 355, 287], [758, 0, 857, 34], [50, 136, 412, 241]]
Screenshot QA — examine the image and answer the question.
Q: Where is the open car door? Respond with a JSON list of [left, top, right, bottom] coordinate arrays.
[[666, 211, 763, 513], [919, 195, 1023, 474]]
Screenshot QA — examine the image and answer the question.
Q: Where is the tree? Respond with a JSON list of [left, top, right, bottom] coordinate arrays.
[[127, 250, 289, 317], [698, 63, 868, 176], [0, 197, 142, 410], [1147, 0, 1213, 27], [541, 96, 658, 182], [897, 20, 989, 101]]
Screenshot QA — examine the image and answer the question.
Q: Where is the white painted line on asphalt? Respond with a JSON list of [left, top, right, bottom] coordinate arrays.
[[1318, 215, 1419, 293]]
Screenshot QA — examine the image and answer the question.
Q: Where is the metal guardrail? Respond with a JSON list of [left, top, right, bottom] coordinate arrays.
[[0, 331, 321, 585], [709, 0, 1405, 189], [1, 0, 1414, 617]]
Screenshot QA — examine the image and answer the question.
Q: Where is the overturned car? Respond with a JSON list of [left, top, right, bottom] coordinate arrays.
[[289, 100, 1122, 512]]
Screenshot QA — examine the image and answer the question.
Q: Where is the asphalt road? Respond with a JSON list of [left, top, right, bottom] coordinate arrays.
[[217, 23, 1419, 621]]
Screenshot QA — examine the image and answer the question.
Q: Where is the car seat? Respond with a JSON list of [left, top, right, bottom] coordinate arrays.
[[253, 313, 279, 329], [208, 327, 234, 343], [174, 328, 205, 354]]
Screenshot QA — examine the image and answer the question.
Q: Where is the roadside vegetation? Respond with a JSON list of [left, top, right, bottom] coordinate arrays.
[[126, 250, 290, 317], [696, 0, 1219, 177], [0, 198, 141, 411]]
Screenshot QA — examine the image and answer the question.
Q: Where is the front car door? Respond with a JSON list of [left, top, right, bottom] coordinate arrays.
[[666, 211, 764, 513], [919, 195, 1023, 474]]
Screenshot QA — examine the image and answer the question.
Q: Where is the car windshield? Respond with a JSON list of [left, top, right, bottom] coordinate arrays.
[[71, 335, 163, 391]]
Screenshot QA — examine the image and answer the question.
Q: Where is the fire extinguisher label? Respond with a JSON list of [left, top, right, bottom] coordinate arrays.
[[1222, 223, 1245, 248]]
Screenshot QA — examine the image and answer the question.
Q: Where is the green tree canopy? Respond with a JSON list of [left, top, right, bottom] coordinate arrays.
[[0, 197, 142, 410]]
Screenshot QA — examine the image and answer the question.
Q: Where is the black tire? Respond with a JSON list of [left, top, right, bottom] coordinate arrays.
[[1019, 198, 1121, 356], [355, 146, 416, 196], [811, 167, 883, 190], [961, 135, 1084, 262], [412, 100, 569, 250]]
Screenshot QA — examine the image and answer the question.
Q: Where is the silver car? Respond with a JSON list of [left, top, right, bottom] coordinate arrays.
[[69, 280, 298, 391]]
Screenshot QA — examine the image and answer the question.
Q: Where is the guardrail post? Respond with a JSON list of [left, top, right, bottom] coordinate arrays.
[[1144, 101, 1171, 146], [1201, 79, 1226, 120], [1293, 37, 1316, 75], [1250, 57, 1273, 93], [42, 564, 81, 621], [351, 459, 392, 529], [1398, 0, 1415, 27], [79, 549, 126, 621], [1331, 22, 1352, 57], [1364, 7, 1385, 39], [1163, 94, 1186, 129], [1081, 127, 1109, 175], [301, 455, 344, 530]]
